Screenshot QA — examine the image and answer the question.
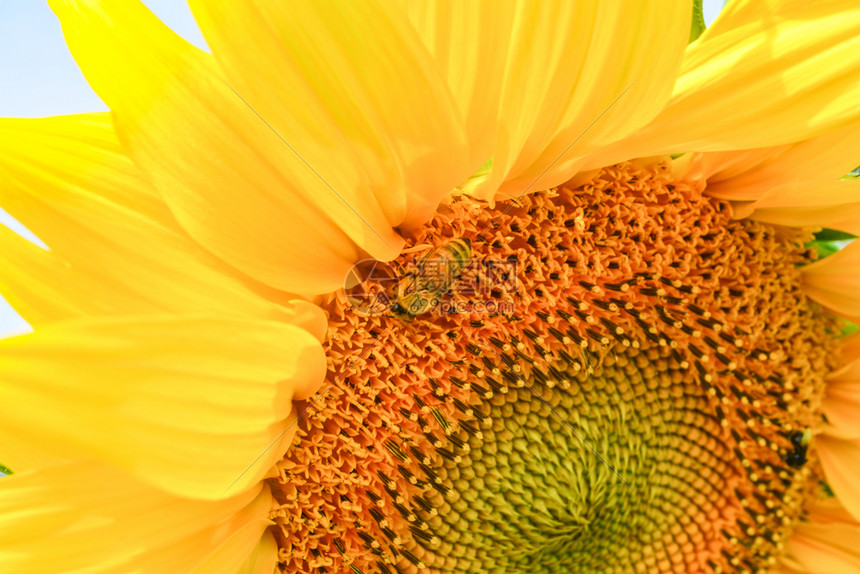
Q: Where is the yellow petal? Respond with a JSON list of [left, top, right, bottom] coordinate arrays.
[[823, 388, 860, 440], [189, 517, 277, 574], [817, 435, 860, 523], [0, 114, 297, 323], [745, 181, 860, 235], [0, 434, 67, 476], [0, 461, 273, 573], [400, 0, 516, 168], [0, 315, 326, 500], [801, 241, 860, 321], [188, 0, 472, 231], [0, 212, 327, 344], [234, 531, 278, 574], [472, 0, 689, 199], [704, 123, 860, 201], [592, 0, 860, 166], [830, 333, 860, 380], [822, 334, 860, 439], [50, 0, 409, 294], [780, 497, 860, 574], [0, 223, 100, 325]]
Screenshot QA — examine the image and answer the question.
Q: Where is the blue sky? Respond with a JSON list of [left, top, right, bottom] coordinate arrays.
[[0, 1, 725, 337]]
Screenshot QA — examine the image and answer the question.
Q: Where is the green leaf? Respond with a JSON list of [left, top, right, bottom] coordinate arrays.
[[0, 462, 12, 475], [815, 229, 857, 242], [806, 240, 840, 260], [689, 0, 707, 43], [842, 320, 859, 337], [474, 157, 493, 178]]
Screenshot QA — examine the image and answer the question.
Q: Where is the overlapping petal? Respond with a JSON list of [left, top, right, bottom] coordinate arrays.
[[0, 113, 312, 324], [0, 315, 326, 500], [821, 334, 860, 440], [819, 333, 860, 526], [415, 0, 689, 199], [0, 223, 102, 325], [801, 242, 860, 321], [0, 462, 274, 573], [740, 181, 860, 234], [398, 0, 516, 170], [12, 1, 860, 571], [49, 0, 476, 294], [0, 433, 67, 476], [188, 0, 472, 230], [779, 497, 860, 574], [817, 436, 860, 523], [589, 0, 860, 168], [703, 123, 860, 201]]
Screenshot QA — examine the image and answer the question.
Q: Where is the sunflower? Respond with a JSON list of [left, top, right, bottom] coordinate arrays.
[[2, 0, 860, 572]]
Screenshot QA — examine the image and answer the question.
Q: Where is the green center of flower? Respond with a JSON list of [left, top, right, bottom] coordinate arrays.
[[269, 159, 840, 574], [412, 346, 727, 573]]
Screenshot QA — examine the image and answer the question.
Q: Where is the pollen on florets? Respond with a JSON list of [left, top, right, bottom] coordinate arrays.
[[269, 159, 840, 574]]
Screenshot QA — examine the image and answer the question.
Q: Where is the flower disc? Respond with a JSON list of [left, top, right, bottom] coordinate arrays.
[[270, 160, 840, 573]]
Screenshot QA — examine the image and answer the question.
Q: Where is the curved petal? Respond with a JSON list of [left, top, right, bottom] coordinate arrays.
[[831, 333, 860, 380], [817, 435, 860, 523], [703, 123, 860, 201], [801, 241, 860, 321], [823, 389, 860, 440], [821, 334, 860, 439], [0, 213, 328, 345], [0, 315, 326, 500], [589, 0, 860, 168], [0, 435, 68, 476], [190, 519, 277, 574], [50, 0, 417, 294], [471, 0, 690, 199], [0, 461, 273, 574], [780, 497, 860, 574], [399, 0, 516, 169], [0, 114, 310, 324], [745, 181, 860, 235], [234, 531, 278, 574], [188, 0, 472, 230], [0, 223, 102, 324]]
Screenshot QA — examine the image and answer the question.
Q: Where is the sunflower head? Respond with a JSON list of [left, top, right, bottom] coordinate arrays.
[[2, 2, 860, 574], [272, 158, 844, 573]]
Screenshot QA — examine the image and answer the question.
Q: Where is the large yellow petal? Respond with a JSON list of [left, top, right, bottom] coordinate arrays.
[[0, 114, 303, 323], [0, 315, 326, 500], [188, 0, 472, 231], [234, 531, 278, 574], [801, 241, 860, 321], [469, 0, 690, 199], [823, 387, 860, 440], [0, 210, 326, 344], [0, 433, 67, 476], [590, 0, 860, 167], [743, 181, 860, 235], [189, 518, 277, 574], [779, 497, 860, 574], [50, 0, 410, 294], [0, 197, 328, 345], [0, 461, 273, 573], [817, 436, 860, 523], [703, 123, 860, 201], [399, 0, 516, 169], [822, 334, 860, 440], [0, 223, 103, 325]]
